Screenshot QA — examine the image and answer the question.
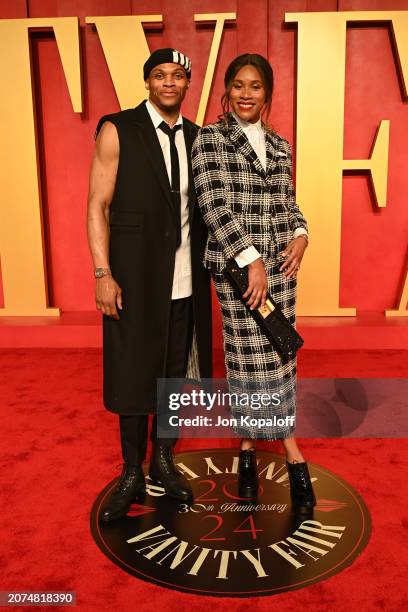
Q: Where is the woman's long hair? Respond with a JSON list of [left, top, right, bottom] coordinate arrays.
[[220, 53, 274, 127]]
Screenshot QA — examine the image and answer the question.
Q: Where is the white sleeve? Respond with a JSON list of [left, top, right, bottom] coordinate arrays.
[[235, 246, 261, 268], [293, 227, 308, 239]]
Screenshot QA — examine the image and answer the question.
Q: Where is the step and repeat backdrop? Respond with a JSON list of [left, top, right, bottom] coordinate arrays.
[[0, 0, 407, 319]]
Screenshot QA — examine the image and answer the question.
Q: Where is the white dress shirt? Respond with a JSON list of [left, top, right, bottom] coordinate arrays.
[[231, 112, 308, 268], [146, 100, 192, 299]]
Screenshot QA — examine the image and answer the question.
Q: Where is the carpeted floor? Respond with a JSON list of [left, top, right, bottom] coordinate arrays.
[[1, 348, 407, 611]]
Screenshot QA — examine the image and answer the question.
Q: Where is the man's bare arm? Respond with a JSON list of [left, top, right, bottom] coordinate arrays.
[[87, 121, 122, 319], [87, 121, 118, 267]]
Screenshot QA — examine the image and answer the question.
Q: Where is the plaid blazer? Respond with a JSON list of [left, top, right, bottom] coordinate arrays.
[[191, 113, 308, 271]]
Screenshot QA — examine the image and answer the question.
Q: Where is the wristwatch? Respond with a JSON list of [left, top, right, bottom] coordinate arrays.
[[94, 267, 111, 279]]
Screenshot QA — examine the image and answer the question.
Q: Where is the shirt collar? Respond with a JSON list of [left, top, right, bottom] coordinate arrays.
[[231, 111, 263, 133], [146, 99, 183, 130]]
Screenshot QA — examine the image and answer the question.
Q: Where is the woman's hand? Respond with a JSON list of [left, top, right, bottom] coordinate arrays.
[[279, 235, 308, 279], [243, 258, 267, 310]]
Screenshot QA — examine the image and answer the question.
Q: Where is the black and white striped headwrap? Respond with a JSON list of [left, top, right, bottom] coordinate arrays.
[[143, 48, 192, 80]]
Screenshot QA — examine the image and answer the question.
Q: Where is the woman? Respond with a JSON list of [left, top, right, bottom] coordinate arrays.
[[192, 54, 316, 513]]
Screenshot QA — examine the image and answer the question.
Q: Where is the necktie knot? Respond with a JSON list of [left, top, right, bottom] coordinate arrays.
[[158, 121, 182, 140]]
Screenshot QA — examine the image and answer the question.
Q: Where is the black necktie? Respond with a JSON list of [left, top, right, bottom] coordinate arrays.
[[158, 121, 182, 248]]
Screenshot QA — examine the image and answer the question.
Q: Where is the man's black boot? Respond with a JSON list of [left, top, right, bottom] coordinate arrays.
[[238, 449, 259, 499], [149, 445, 193, 502], [286, 461, 316, 514], [100, 463, 146, 522]]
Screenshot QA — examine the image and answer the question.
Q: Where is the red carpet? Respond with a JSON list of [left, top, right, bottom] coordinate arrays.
[[1, 348, 407, 610]]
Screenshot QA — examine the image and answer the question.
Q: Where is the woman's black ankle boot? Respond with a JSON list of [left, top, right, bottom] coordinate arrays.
[[286, 460, 316, 514], [238, 449, 259, 499]]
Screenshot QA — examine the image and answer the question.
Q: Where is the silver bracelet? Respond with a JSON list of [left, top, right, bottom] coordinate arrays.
[[94, 267, 112, 279]]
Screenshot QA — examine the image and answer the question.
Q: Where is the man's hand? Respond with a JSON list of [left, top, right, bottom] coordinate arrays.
[[243, 258, 267, 310], [279, 236, 308, 279], [95, 276, 123, 319]]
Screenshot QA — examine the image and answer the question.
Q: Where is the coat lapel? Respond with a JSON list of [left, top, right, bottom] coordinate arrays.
[[182, 120, 197, 224], [226, 114, 280, 178], [264, 129, 278, 175], [131, 101, 175, 214], [227, 117, 266, 178]]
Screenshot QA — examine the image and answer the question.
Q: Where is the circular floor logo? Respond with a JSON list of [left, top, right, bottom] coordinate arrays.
[[90, 449, 371, 597]]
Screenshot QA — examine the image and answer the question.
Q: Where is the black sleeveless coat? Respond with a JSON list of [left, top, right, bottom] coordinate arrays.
[[95, 101, 212, 414]]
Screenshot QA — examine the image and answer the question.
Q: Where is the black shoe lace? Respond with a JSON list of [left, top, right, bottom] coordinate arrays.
[[158, 447, 180, 476], [115, 464, 142, 493]]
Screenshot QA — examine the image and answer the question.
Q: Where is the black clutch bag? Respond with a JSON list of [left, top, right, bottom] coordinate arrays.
[[223, 259, 304, 359]]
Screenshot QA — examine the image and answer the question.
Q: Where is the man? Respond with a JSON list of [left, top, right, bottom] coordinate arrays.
[[87, 48, 212, 522]]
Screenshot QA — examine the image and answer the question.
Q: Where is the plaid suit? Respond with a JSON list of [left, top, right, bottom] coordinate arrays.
[[191, 113, 308, 440]]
